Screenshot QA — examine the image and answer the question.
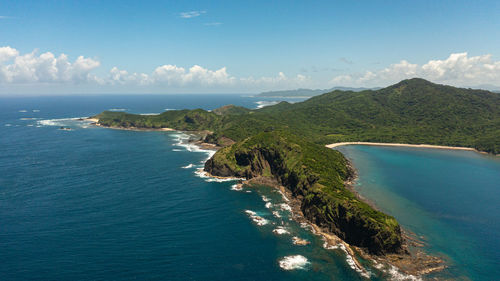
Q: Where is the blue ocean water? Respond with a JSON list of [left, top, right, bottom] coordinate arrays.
[[0, 95, 378, 281], [337, 145, 500, 280], [1, 95, 498, 280]]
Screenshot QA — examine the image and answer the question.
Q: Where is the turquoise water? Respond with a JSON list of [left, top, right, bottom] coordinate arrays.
[[1, 95, 498, 280], [337, 145, 500, 280]]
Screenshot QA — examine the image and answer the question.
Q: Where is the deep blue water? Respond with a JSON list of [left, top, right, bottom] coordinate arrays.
[[1, 95, 498, 280]]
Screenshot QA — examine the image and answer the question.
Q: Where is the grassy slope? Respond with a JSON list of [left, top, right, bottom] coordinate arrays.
[[96, 78, 500, 153], [215, 78, 500, 153], [94, 78, 500, 254], [205, 132, 401, 254]]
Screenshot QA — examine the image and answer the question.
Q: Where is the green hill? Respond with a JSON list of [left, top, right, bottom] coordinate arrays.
[[257, 86, 379, 97], [96, 78, 500, 153], [94, 78, 500, 255], [205, 131, 402, 254]]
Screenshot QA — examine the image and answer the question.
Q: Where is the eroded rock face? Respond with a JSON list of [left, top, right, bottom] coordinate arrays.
[[203, 133, 403, 255]]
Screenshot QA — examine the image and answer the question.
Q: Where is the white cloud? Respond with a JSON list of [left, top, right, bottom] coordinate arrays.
[[0, 47, 310, 92], [0, 47, 100, 84], [331, 53, 500, 87], [0, 46, 19, 62], [180, 10, 206, 19], [109, 64, 308, 90], [109, 67, 150, 85]]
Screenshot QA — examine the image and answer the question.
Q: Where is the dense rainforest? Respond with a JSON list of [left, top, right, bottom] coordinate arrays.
[[94, 78, 500, 254]]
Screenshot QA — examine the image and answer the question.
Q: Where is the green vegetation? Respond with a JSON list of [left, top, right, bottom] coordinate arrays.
[[97, 78, 500, 153], [258, 86, 378, 97], [95, 78, 500, 254], [204, 131, 401, 254]]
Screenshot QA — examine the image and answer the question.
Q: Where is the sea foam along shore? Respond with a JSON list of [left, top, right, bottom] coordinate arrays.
[[89, 118, 424, 278], [326, 142, 476, 151], [87, 117, 175, 132]]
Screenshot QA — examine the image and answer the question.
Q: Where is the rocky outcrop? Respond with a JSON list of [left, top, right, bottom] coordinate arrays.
[[204, 132, 403, 255]]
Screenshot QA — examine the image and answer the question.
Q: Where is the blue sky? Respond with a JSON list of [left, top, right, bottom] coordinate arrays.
[[1, 0, 499, 95]]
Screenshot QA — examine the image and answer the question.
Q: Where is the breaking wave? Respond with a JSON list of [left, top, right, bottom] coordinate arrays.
[[245, 210, 269, 226], [272, 226, 290, 235], [278, 255, 309, 270]]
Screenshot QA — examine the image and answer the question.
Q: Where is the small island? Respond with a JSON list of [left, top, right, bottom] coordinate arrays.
[[91, 78, 500, 276]]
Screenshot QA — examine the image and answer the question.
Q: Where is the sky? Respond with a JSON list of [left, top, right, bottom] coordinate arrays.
[[1, 0, 500, 95]]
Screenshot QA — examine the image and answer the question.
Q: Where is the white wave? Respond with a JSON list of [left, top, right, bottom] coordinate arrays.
[[231, 184, 243, 191], [245, 210, 269, 226], [261, 195, 271, 202], [20, 118, 40, 120], [278, 190, 290, 202], [5, 124, 12, 127], [265, 202, 273, 209], [279, 203, 292, 212], [18, 109, 27, 112], [32, 109, 40, 112], [108, 108, 127, 111], [182, 164, 194, 169], [272, 211, 281, 218], [273, 226, 290, 235], [278, 255, 309, 270], [194, 168, 210, 179], [194, 167, 244, 182], [27, 124, 34, 127], [37, 117, 94, 128], [205, 177, 242, 183], [255, 101, 280, 109], [245, 190, 252, 193], [299, 222, 311, 229], [335, 243, 371, 278], [170, 133, 216, 161], [164, 108, 176, 111], [388, 266, 422, 281], [172, 149, 182, 151]]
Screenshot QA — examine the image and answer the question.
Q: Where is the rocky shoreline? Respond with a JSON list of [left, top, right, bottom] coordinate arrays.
[[237, 175, 445, 277], [88, 118, 446, 278]]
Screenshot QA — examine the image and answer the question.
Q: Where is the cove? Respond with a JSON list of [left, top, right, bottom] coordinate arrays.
[[336, 145, 500, 280]]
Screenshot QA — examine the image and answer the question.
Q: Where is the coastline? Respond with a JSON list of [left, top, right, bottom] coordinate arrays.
[[326, 141, 477, 151], [341, 158, 447, 276], [89, 118, 445, 278], [87, 118, 175, 132]]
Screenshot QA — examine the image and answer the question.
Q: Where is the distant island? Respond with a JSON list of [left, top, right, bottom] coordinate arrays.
[[91, 78, 500, 275], [257, 86, 380, 97]]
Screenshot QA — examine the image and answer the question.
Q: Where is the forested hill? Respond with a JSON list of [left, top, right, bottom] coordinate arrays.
[[96, 78, 500, 154], [257, 86, 376, 97]]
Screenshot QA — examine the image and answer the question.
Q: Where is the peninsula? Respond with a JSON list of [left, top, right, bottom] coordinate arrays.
[[92, 78, 500, 273]]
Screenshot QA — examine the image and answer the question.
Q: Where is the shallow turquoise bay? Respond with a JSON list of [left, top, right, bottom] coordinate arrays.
[[337, 145, 500, 280]]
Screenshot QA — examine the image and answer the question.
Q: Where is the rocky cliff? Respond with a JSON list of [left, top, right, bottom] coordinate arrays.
[[204, 131, 402, 254]]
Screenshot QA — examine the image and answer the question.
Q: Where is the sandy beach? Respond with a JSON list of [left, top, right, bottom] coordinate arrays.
[[326, 142, 477, 151]]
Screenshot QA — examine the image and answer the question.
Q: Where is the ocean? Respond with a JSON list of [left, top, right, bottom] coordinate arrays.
[[0, 95, 498, 280]]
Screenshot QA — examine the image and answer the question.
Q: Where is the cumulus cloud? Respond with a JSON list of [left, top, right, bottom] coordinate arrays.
[[0, 46, 311, 93], [330, 53, 500, 87], [0, 46, 100, 84], [180, 10, 206, 18]]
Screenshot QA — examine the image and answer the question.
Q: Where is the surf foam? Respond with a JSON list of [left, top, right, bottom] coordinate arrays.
[[245, 210, 269, 226], [278, 255, 309, 270], [272, 226, 290, 235]]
